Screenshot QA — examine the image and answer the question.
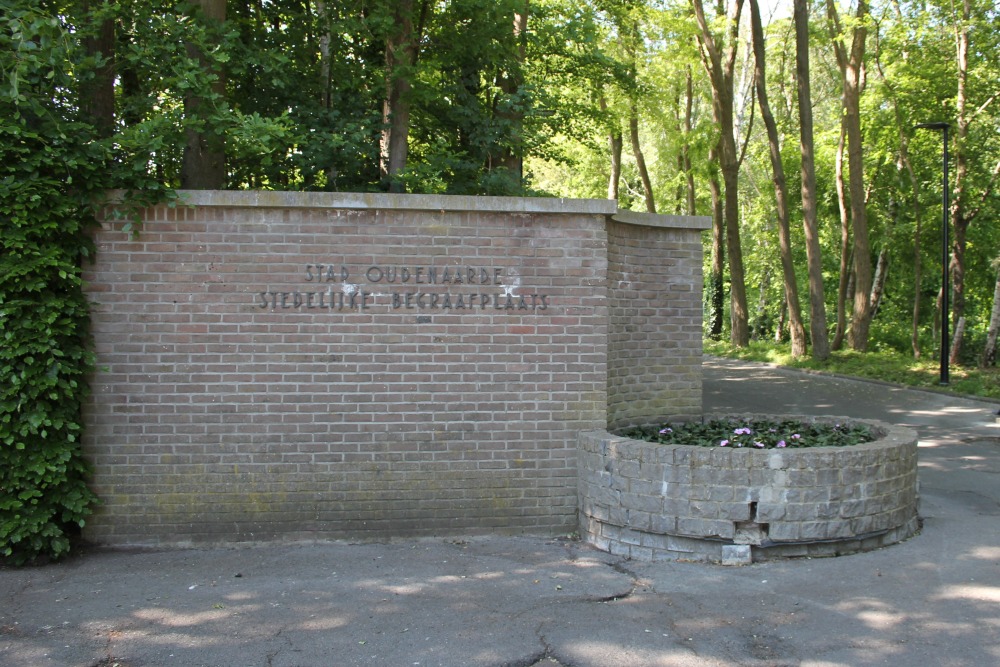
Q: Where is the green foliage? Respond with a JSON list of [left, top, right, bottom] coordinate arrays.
[[1, 2, 98, 563], [623, 417, 875, 449], [0, 1, 170, 563]]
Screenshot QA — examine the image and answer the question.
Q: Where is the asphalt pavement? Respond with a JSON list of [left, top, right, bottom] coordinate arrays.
[[2, 357, 999, 667]]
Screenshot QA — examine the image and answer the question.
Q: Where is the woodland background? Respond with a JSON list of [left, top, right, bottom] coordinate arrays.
[[6, 0, 1000, 361]]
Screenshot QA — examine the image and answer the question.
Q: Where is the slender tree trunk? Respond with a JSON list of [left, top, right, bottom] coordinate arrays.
[[902, 127, 924, 359], [380, 0, 427, 192], [775, 299, 788, 343], [793, 0, 829, 360], [982, 261, 1000, 367], [629, 104, 656, 213], [495, 1, 529, 184], [684, 67, 696, 215], [911, 205, 924, 356], [947, 1, 1000, 363], [599, 96, 622, 201], [827, 0, 872, 351], [316, 1, 331, 110], [315, 0, 337, 188], [608, 138, 624, 201], [708, 145, 725, 340], [609, 130, 623, 201], [673, 75, 695, 215], [181, 0, 227, 189], [674, 87, 685, 214], [691, 0, 749, 347], [81, 0, 115, 139], [950, 317, 966, 364], [948, 0, 971, 363], [870, 246, 889, 317], [832, 125, 850, 350], [749, 0, 807, 357], [753, 267, 771, 339]]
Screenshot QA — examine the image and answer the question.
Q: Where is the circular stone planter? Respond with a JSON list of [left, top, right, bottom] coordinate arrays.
[[577, 416, 920, 564]]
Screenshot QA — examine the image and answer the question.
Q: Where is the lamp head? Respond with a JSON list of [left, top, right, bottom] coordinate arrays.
[[914, 122, 950, 130]]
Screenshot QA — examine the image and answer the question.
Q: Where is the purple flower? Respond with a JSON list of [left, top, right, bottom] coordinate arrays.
[[659, 427, 673, 434], [776, 441, 787, 448], [753, 441, 765, 448], [720, 439, 729, 447], [734, 427, 752, 435], [791, 434, 801, 440]]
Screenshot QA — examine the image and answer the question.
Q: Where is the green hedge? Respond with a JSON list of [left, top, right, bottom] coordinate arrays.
[[1, 7, 104, 563]]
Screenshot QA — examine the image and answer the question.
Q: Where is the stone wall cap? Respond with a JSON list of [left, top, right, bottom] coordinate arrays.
[[611, 210, 712, 230], [162, 190, 619, 215]]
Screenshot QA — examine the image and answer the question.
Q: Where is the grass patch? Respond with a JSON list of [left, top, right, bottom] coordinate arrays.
[[704, 340, 1000, 401]]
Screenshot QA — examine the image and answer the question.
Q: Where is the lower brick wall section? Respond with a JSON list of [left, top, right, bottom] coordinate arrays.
[[578, 418, 920, 563], [82, 192, 709, 546]]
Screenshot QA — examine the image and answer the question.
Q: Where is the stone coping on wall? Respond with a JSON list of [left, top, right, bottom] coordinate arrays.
[[578, 416, 920, 564], [611, 211, 713, 231], [108, 190, 713, 231]]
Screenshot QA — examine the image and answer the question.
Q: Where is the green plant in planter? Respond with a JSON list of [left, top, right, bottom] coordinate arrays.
[[623, 417, 875, 449]]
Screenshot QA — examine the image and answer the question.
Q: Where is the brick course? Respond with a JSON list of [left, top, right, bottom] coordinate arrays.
[[82, 192, 709, 546]]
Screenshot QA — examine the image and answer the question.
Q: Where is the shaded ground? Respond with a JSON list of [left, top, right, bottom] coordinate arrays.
[[1, 358, 998, 667]]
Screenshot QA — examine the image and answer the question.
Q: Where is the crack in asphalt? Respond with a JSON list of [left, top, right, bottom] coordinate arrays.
[[263, 625, 292, 667]]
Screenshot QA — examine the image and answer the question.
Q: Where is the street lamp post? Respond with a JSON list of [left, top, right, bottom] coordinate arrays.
[[915, 121, 950, 385]]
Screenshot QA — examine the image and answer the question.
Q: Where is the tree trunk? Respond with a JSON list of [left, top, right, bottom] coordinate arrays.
[[674, 86, 685, 215], [947, 1, 1000, 362], [494, 1, 529, 184], [793, 0, 829, 360], [831, 125, 850, 351], [982, 262, 1000, 367], [708, 146, 726, 340], [950, 317, 965, 366], [753, 267, 771, 340], [629, 104, 656, 213], [81, 0, 115, 139], [602, 94, 623, 201], [827, 0, 872, 351], [879, 0, 924, 359], [683, 67, 696, 215], [775, 299, 788, 343], [869, 246, 889, 317], [948, 0, 971, 360], [691, 0, 749, 347], [316, 0, 331, 110], [181, 0, 227, 190], [749, 0, 807, 357], [380, 0, 427, 192], [902, 126, 924, 359], [609, 130, 623, 201]]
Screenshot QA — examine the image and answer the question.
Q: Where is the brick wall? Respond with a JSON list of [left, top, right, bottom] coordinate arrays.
[[607, 214, 706, 430], [82, 192, 708, 546]]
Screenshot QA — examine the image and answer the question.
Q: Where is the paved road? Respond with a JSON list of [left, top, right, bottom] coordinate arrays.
[[1, 359, 998, 667], [702, 356, 1000, 446]]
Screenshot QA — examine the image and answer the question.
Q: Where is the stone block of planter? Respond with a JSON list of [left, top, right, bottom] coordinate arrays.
[[577, 415, 920, 564]]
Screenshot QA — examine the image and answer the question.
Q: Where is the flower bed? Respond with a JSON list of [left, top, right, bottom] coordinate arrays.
[[578, 416, 920, 564], [623, 416, 876, 450]]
